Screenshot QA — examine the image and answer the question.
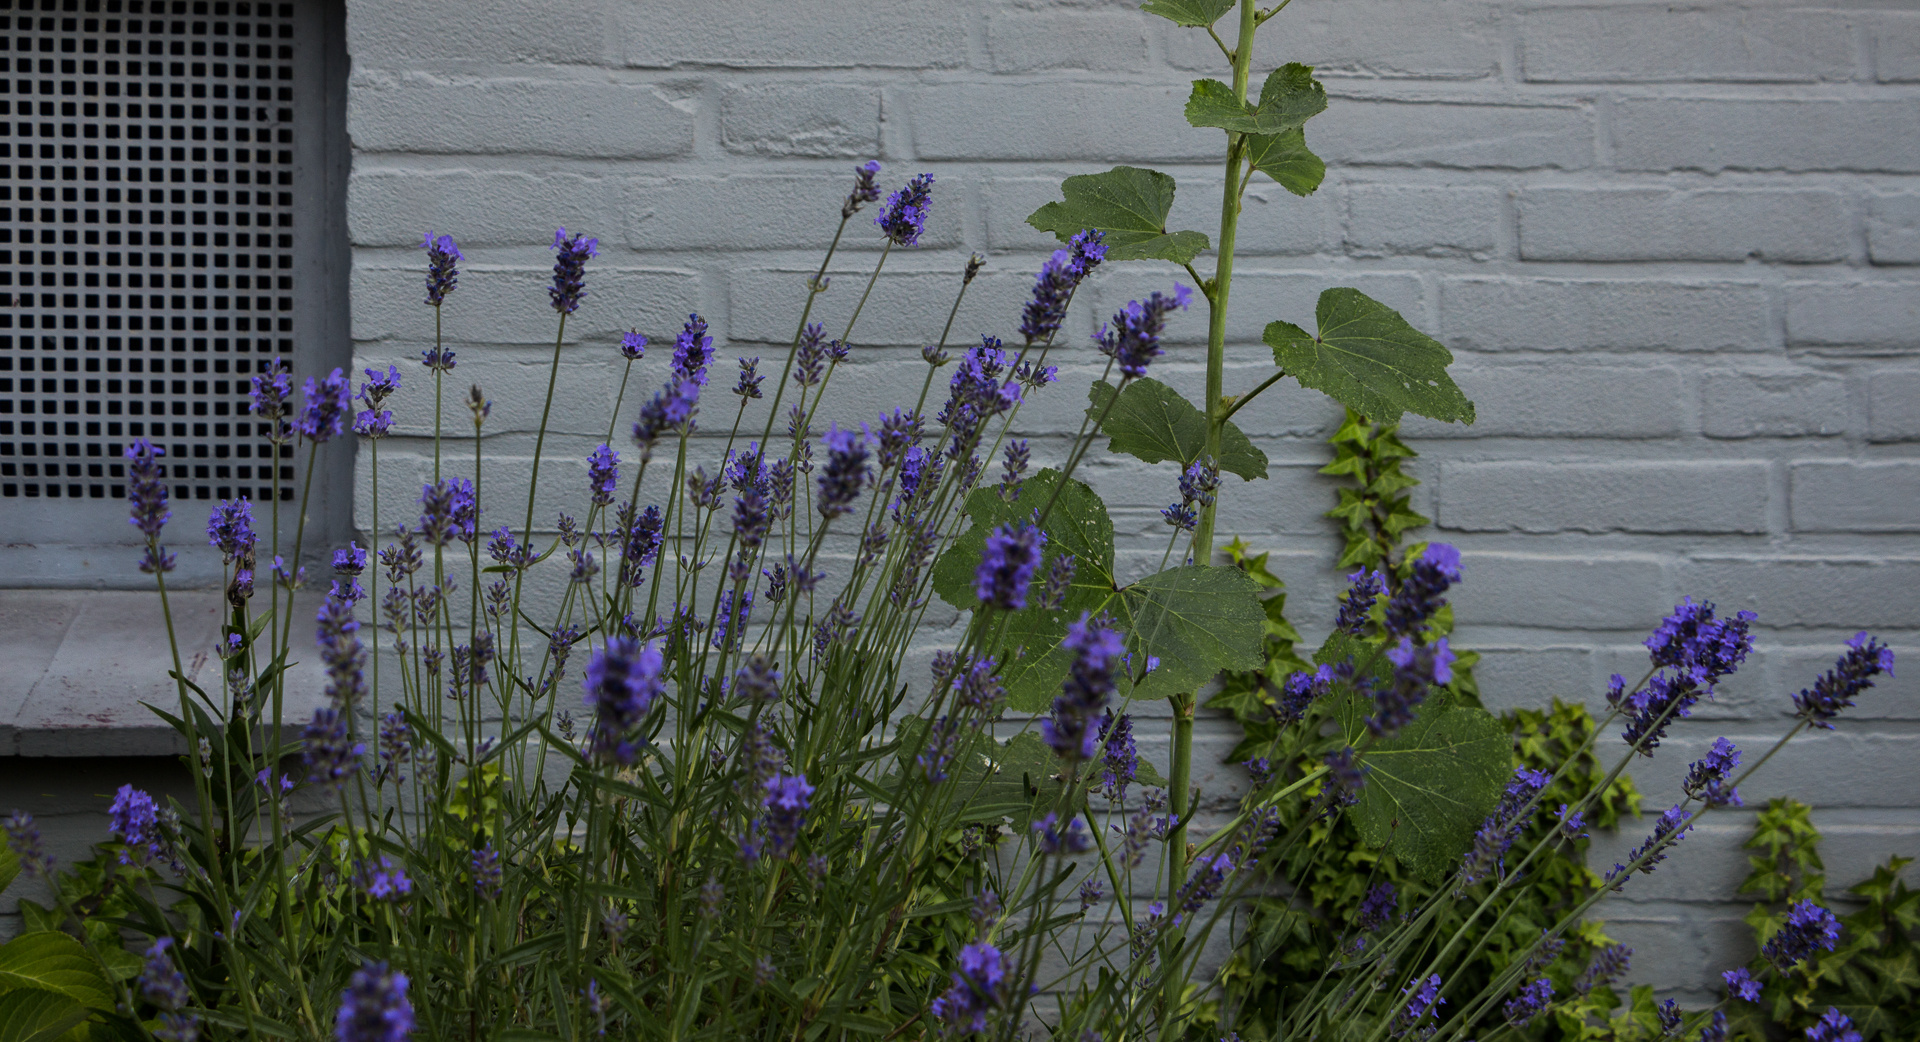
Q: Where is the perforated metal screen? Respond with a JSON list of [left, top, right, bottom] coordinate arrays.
[[0, 0, 298, 506]]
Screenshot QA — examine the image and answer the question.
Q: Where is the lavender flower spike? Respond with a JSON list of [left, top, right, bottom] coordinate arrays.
[[336, 960, 414, 1042], [876, 173, 934, 247], [1805, 1008, 1862, 1042], [583, 637, 666, 766], [422, 231, 461, 306], [843, 159, 882, 218], [1761, 899, 1841, 970], [126, 439, 172, 541], [207, 499, 257, 563], [297, 368, 354, 443], [974, 521, 1047, 611], [587, 444, 620, 506], [1042, 613, 1122, 762], [1094, 284, 1191, 380], [1794, 632, 1894, 730], [816, 424, 870, 519], [549, 228, 598, 314]]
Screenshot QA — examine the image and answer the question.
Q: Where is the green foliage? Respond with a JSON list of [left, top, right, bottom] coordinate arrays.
[[1322, 409, 1428, 571], [1139, 0, 1237, 28], [1266, 288, 1477, 425], [1245, 127, 1325, 197], [0, 990, 93, 1042], [1025, 165, 1211, 264], [1087, 377, 1268, 480], [1728, 799, 1920, 1041], [1184, 64, 1327, 137]]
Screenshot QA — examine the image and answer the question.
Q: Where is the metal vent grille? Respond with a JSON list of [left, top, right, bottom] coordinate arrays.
[[0, 0, 296, 505]]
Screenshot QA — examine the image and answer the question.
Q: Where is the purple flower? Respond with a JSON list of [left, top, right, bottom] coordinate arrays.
[[1683, 737, 1743, 807], [1647, 597, 1757, 683], [139, 937, 191, 1012], [998, 440, 1029, 502], [817, 424, 870, 519], [1609, 805, 1694, 886], [1161, 502, 1197, 532], [1382, 543, 1461, 637], [303, 707, 364, 788], [671, 313, 715, 386], [1335, 568, 1386, 636], [297, 368, 353, 443], [1762, 899, 1841, 970], [1657, 999, 1683, 1037], [1018, 230, 1106, 346], [335, 960, 413, 1042], [793, 323, 828, 388], [1323, 746, 1368, 805], [763, 773, 814, 859], [357, 856, 413, 902], [875, 173, 934, 247], [621, 505, 664, 586], [733, 356, 764, 400], [549, 228, 598, 314], [1357, 882, 1397, 935], [1032, 812, 1092, 855], [1503, 977, 1553, 1028], [974, 521, 1047, 611], [419, 478, 479, 546], [931, 941, 1011, 1036], [1273, 665, 1335, 725], [422, 232, 460, 306], [1171, 851, 1236, 927], [1042, 614, 1122, 762], [621, 330, 648, 361], [250, 360, 294, 432], [1094, 285, 1190, 380], [1805, 1008, 1862, 1042], [126, 438, 172, 538], [333, 542, 368, 575], [843, 159, 882, 218], [1723, 967, 1761, 1003], [583, 638, 665, 766], [1097, 711, 1137, 801], [4, 811, 53, 879], [207, 499, 256, 562], [420, 345, 456, 371], [354, 409, 394, 438], [1576, 944, 1631, 995], [1393, 974, 1444, 1038], [109, 785, 163, 868], [1794, 632, 1895, 730], [711, 589, 753, 651], [1372, 637, 1454, 737], [360, 364, 401, 407], [470, 843, 502, 900], [587, 444, 619, 506], [1462, 766, 1551, 886], [375, 712, 412, 787]]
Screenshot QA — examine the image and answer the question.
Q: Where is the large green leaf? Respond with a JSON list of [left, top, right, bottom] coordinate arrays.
[[0, 932, 114, 1011], [1246, 127, 1325, 197], [1140, 0, 1236, 27], [1334, 692, 1509, 881], [1087, 379, 1268, 480], [1116, 566, 1266, 701], [1184, 65, 1326, 137], [1265, 288, 1476, 425], [1026, 166, 1210, 264], [0, 847, 18, 895], [0, 989, 92, 1042]]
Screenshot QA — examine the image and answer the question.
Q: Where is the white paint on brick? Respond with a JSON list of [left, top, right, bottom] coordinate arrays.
[[1518, 186, 1851, 263], [1518, 7, 1857, 84], [1701, 370, 1849, 439], [1346, 184, 1503, 257], [1790, 461, 1920, 532], [1438, 460, 1772, 534], [1785, 281, 1920, 349], [1867, 192, 1920, 265], [1440, 277, 1772, 352], [719, 84, 883, 157], [1867, 371, 1920, 442], [1610, 98, 1920, 173], [348, 71, 698, 158], [1402, 365, 1687, 439]]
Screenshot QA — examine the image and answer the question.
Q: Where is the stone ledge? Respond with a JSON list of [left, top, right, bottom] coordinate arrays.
[[0, 588, 329, 757]]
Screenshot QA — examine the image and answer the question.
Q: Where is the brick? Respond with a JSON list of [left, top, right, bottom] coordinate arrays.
[[618, 0, 969, 69], [1161, 0, 1502, 80], [1790, 461, 1920, 532], [1875, 13, 1920, 82], [911, 83, 1216, 162], [624, 175, 959, 252], [1467, 646, 1596, 713], [1402, 365, 1685, 440], [345, 0, 607, 67], [988, 12, 1148, 73], [1519, 8, 1855, 83], [351, 264, 702, 345], [1867, 193, 1920, 264], [1785, 282, 1920, 350], [1091, 268, 1425, 346], [1346, 185, 1502, 257], [1518, 187, 1849, 263], [1868, 370, 1920, 441], [348, 169, 622, 248], [1440, 278, 1771, 353], [1318, 99, 1591, 170], [1438, 461, 1771, 534], [1451, 552, 1670, 629], [980, 176, 1335, 257], [726, 267, 1032, 347], [719, 84, 882, 158], [1610, 99, 1920, 173], [348, 72, 696, 158], [1676, 556, 1920, 629], [1702, 370, 1848, 439]]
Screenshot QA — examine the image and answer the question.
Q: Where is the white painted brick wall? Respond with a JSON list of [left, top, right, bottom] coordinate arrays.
[[341, 0, 1920, 1004]]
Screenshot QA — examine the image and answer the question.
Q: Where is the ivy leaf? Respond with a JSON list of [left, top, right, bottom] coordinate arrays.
[[1087, 378, 1269, 480], [1246, 127, 1326, 197], [0, 989, 92, 1042], [1140, 0, 1237, 27], [1118, 565, 1267, 701], [1027, 166, 1211, 264], [1334, 693, 1510, 881], [1184, 65, 1327, 137], [0, 932, 116, 1011], [1265, 288, 1476, 425]]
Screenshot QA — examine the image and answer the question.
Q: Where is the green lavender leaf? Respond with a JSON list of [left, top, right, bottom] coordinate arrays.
[[1266, 288, 1476, 424], [1139, 0, 1237, 27], [1026, 166, 1211, 264], [1087, 378, 1269, 480]]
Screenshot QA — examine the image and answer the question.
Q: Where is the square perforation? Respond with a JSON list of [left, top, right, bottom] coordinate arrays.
[[0, 0, 297, 504]]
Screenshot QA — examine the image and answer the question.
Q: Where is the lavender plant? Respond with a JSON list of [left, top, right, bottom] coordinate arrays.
[[0, 4, 1897, 1042]]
